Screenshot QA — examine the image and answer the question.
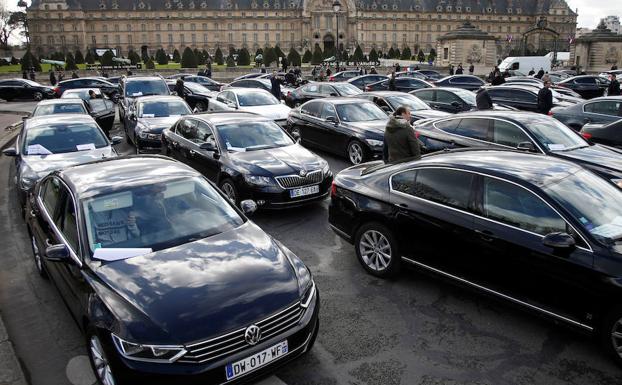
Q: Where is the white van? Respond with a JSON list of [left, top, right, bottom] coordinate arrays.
[[498, 56, 551, 74]]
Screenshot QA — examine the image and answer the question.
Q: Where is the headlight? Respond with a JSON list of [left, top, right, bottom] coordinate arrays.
[[612, 178, 622, 189], [365, 139, 384, 148], [275, 239, 316, 308], [300, 279, 316, 309], [244, 175, 275, 186], [321, 162, 331, 176], [111, 334, 186, 363]]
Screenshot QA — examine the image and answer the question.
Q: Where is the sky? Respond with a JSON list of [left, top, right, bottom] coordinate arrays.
[[565, 0, 621, 28]]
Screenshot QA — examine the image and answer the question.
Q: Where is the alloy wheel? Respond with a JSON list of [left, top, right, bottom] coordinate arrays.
[[358, 230, 391, 271], [348, 142, 364, 165], [89, 335, 116, 385], [33, 92, 43, 101], [611, 317, 622, 360]]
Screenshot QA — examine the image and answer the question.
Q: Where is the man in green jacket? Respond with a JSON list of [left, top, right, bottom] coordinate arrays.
[[383, 106, 421, 162]]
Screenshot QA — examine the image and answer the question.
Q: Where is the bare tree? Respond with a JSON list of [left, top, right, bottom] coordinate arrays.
[[0, 1, 25, 49]]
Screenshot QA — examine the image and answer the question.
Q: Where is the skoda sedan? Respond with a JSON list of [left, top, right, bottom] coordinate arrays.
[[26, 155, 319, 385], [329, 148, 622, 366]]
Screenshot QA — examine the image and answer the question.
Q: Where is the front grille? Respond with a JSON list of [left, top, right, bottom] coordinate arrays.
[[146, 133, 161, 140], [179, 301, 302, 364], [275, 170, 322, 189]]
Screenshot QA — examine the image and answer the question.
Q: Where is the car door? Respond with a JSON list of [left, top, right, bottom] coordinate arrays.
[[490, 119, 535, 150], [296, 101, 323, 146], [574, 77, 600, 99], [163, 120, 184, 158], [30, 177, 63, 277], [469, 175, 596, 324], [172, 117, 201, 168], [318, 102, 347, 151], [192, 120, 221, 181], [511, 90, 539, 111], [413, 89, 437, 110], [436, 90, 466, 113], [389, 167, 481, 277], [487, 88, 516, 109], [583, 100, 622, 125], [319, 84, 338, 97]]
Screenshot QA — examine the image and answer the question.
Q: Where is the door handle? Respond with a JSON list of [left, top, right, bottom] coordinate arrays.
[[474, 229, 496, 242], [30, 210, 36, 218], [189, 150, 197, 156]]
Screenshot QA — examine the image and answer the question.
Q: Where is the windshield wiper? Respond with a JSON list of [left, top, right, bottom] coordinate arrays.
[[560, 145, 589, 152], [245, 145, 274, 151]]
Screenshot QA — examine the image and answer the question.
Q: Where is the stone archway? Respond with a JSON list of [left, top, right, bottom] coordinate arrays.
[[323, 33, 335, 53]]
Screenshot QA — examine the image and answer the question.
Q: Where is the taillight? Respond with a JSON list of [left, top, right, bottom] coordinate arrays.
[[547, 111, 554, 116], [364, 86, 371, 92], [329, 76, 334, 82], [581, 132, 592, 140], [54, 87, 61, 96], [415, 130, 420, 138], [330, 182, 337, 198]]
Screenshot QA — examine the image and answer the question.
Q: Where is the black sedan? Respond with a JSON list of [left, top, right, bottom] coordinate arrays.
[[354, 91, 450, 123], [179, 75, 224, 92], [0, 78, 55, 101], [580, 119, 622, 148], [415, 69, 443, 81], [25, 155, 319, 385], [59, 88, 116, 136], [329, 70, 362, 82], [166, 79, 216, 112], [125, 95, 192, 153], [365, 77, 434, 92], [346, 74, 389, 90], [285, 82, 362, 107], [2, 114, 119, 210], [551, 96, 622, 130], [410, 87, 477, 113], [30, 98, 115, 136], [484, 85, 575, 112], [287, 98, 388, 164], [395, 71, 427, 80], [54, 77, 119, 102], [162, 112, 332, 208], [414, 111, 622, 189], [329, 148, 622, 366], [557, 75, 610, 99], [432, 75, 485, 91]]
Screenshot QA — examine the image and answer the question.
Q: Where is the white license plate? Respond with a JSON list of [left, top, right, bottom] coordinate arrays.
[[290, 185, 319, 198], [225, 340, 288, 380]]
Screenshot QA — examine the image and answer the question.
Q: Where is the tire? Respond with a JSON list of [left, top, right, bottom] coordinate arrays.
[[347, 140, 368, 165], [354, 222, 401, 278], [28, 230, 48, 279], [33, 92, 43, 101], [86, 327, 119, 385], [219, 179, 239, 206], [600, 306, 622, 366], [195, 101, 207, 112]]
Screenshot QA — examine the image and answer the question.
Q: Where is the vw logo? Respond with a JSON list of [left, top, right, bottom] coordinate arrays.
[[299, 169, 307, 177], [244, 325, 262, 345]]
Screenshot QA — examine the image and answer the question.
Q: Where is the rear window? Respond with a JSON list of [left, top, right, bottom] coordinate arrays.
[[125, 79, 169, 97], [414, 168, 474, 210]]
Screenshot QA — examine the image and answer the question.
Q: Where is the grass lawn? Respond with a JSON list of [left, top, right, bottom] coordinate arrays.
[[0, 63, 90, 73], [0, 62, 261, 73]]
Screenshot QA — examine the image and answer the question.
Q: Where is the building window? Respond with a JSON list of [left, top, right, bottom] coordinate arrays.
[[242, 23, 246, 30], [156, 24, 161, 31], [191, 23, 196, 31], [73, 35, 79, 45], [243, 33, 247, 42], [179, 23, 184, 31], [383, 33, 387, 42], [265, 32, 269, 42], [202, 23, 207, 30], [127, 24, 132, 32], [168, 34, 173, 43], [203, 34, 208, 43], [228, 32, 233, 43], [382, 24, 387, 30], [156, 34, 161, 43], [103, 25, 108, 32], [91, 35, 96, 44], [276, 32, 280, 43], [128, 34, 132, 44], [141, 24, 146, 32], [290, 32, 294, 43], [228, 23, 232, 30], [49, 36, 55, 45], [103, 35, 108, 45], [191, 33, 196, 43], [254, 33, 258, 42], [264, 23, 268, 30], [114, 24, 119, 32], [437, 25, 441, 31], [60, 36, 66, 46], [325, 15, 332, 30], [313, 15, 320, 29], [180, 34, 185, 43], [168, 23, 172, 31]]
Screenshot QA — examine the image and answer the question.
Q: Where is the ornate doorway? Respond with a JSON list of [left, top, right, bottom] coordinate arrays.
[[323, 34, 335, 53]]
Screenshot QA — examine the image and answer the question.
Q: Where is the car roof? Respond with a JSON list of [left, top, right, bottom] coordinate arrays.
[[486, 84, 537, 92], [124, 76, 165, 82], [317, 97, 375, 104], [225, 87, 271, 94], [381, 149, 583, 188], [63, 88, 102, 93], [437, 75, 482, 81], [414, 87, 467, 93], [35, 99, 85, 105], [431, 110, 554, 124], [561, 75, 601, 82], [56, 156, 199, 198], [24, 114, 95, 129], [190, 111, 270, 125], [58, 77, 113, 84], [135, 95, 184, 103], [349, 74, 389, 80]]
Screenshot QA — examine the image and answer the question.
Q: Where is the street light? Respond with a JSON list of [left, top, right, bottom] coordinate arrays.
[[333, 0, 341, 68]]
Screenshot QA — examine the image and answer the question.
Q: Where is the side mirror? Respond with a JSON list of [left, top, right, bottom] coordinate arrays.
[[240, 199, 258, 216], [542, 232, 576, 250], [516, 141, 537, 152], [329, 92, 338, 97], [170, 91, 177, 96], [199, 141, 218, 152], [2, 147, 17, 157], [193, 107, 199, 113], [45, 244, 71, 263], [110, 136, 123, 145], [326, 116, 337, 124]]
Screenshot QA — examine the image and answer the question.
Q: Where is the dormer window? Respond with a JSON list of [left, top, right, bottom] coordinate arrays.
[[263, 1, 270, 9], [201, 1, 208, 8], [507, 8, 512, 14], [274, 1, 280, 9], [486, 7, 493, 13], [456, 6, 461, 12], [516, 8, 522, 14], [99, 0, 106, 10], [112, 1, 119, 10], [447, 6, 452, 11], [436, 5, 442, 12], [465, 6, 471, 12], [393, 4, 398, 10], [414, 5, 420, 11], [165, 1, 172, 9], [189, 1, 195, 9], [371, 4, 377, 10], [138, 1, 146, 9]]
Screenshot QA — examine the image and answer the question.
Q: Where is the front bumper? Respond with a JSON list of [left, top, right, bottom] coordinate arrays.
[[136, 135, 163, 154], [106, 291, 319, 385], [238, 174, 333, 209]]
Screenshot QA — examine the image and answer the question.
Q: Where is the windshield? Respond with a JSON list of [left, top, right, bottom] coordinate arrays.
[[217, 121, 294, 151], [21, 79, 41, 87], [125, 80, 170, 97], [33, 103, 87, 116], [237, 92, 279, 106], [23, 122, 108, 155], [336, 102, 388, 122], [545, 169, 622, 245], [386, 94, 430, 111], [62, 89, 101, 100], [332, 83, 362, 96], [82, 177, 244, 253], [139, 100, 191, 117], [454, 89, 477, 105], [524, 116, 587, 151], [185, 82, 211, 94]]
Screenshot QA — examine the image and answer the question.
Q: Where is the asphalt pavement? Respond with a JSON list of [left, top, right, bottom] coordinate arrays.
[[1, 101, 622, 385]]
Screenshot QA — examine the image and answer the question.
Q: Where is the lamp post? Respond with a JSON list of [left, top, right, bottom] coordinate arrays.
[[333, 0, 341, 68]]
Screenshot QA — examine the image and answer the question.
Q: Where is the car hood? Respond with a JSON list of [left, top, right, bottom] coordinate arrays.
[[138, 116, 182, 133], [341, 120, 388, 135], [412, 109, 450, 121], [22, 147, 116, 178], [230, 144, 325, 176], [239, 104, 291, 120], [94, 221, 300, 343], [553, 144, 622, 175]]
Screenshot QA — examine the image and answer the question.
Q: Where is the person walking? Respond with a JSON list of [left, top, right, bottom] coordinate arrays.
[[270, 71, 281, 99], [456, 63, 464, 74], [491, 70, 505, 85], [537, 80, 554, 115], [468, 63, 474, 74], [388, 71, 396, 91], [383, 106, 421, 163], [175, 78, 185, 99], [535, 68, 545, 79], [528, 68, 536, 76], [449, 65, 455, 75], [22, 70, 28, 79], [608, 73, 621, 96], [476, 88, 493, 110], [29, 67, 36, 81], [370, 66, 377, 74], [49, 70, 57, 86]]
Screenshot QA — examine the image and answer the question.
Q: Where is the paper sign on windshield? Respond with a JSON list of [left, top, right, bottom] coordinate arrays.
[[76, 143, 96, 151], [27, 144, 52, 155], [93, 248, 153, 262], [547, 144, 565, 151]]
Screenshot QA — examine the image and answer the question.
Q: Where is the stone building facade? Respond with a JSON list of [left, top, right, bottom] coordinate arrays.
[[27, 0, 577, 60], [571, 22, 622, 72]]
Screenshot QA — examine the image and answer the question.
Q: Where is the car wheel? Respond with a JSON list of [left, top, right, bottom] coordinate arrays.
[[219, 179, 239, 206], [87, 328, 118, 385], [354, 222, 401, 278], [28, 231, 47, 279], [347, 140, 368, 165], [195, 101, 207, 112], [601, 306, 622, 366], [33, 92, 43, 101]]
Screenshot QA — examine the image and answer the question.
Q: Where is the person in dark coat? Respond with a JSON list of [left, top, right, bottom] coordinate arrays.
[[174, 78, 185, 99], [383, 106, 421, 163], [476, 88, 493, 110], [537, 80, 554, 115], [528, 68, 536, 76], [468, 64, 474, 74], [22, 70, 28, 79], [49, 70, 57, 86], [388, 71, 396, 91], [29, 68, 36, 81], [535, 68, 545, 79], [612, 64, 619, 70], [270, 71, 281, 99], [449, 65, 455, 75], [455, 63, 463, 74], [491, 70, 505, 86], [608, 74, 621, 96], [370, 66, 377, 74]]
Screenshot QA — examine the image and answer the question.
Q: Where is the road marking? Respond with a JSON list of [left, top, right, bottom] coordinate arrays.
[[65, 355, 96, 385]]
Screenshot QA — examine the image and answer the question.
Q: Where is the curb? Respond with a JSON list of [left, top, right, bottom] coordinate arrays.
[[0, 311, 28, 385], [0, 119, 24, 153]]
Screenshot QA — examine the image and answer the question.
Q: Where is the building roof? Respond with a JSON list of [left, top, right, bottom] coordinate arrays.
[[30, 0, 575, 15], [439, 21, 496, 41]]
